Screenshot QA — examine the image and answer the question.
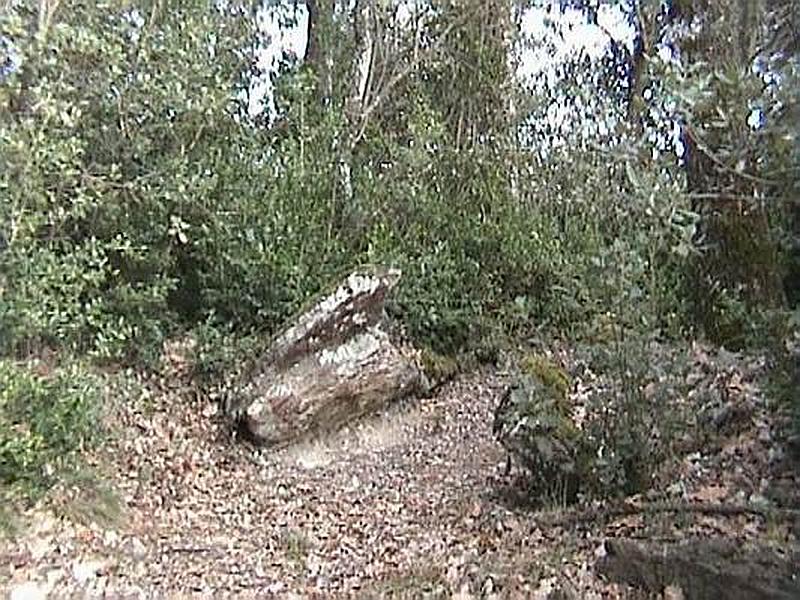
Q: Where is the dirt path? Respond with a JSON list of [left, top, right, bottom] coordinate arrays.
[[3, 373, 609, 598], [111, 374, 508, 597]]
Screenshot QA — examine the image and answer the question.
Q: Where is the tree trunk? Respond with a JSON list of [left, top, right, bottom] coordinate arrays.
[[304, 0, 334, 101], [348, 0, 375, 119]]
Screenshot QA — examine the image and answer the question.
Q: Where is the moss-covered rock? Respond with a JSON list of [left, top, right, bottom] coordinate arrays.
[[419, 347, 460, 388], [520, 354, 570, 401], [494, 362, 581, 503]]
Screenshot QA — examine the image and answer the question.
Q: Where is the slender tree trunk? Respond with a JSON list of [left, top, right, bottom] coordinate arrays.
[[348, 0, 375, 119], [304, 0, 334, 101], [674, 1, 787, 342], [336, 0, 377, 206]]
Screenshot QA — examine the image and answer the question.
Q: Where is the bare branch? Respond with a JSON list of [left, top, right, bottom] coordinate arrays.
[[349, 10, 473, 149]]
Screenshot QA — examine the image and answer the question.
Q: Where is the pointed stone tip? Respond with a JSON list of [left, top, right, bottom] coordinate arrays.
[[352, 265, 401, 290], [379, 266, 402, 288]]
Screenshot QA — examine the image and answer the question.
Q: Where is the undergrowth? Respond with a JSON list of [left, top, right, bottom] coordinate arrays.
[[0, 360, 101, 532]]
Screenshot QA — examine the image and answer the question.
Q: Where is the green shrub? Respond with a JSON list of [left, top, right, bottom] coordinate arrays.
[[355, 123, 560, 355], [0, 0, 693, 367], [494, 369, 582, 504], [577, 338, 688, 498], [0, 360, 100, 504], [8, 0, 785, 376], [495, 338, 693, 504], [0, 2, 254, 360]]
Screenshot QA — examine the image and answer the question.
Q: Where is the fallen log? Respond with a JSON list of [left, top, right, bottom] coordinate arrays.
[[225, 266, 427, 446], [597, 537, 800, 600]]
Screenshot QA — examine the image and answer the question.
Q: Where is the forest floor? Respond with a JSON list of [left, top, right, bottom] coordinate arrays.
[[1, 343, 798, 599]]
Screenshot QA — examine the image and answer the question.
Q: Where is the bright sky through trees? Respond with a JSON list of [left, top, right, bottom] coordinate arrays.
[[248, 3, 633, 119]]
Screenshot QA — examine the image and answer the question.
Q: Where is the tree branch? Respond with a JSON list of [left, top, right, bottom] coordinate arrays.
[[349, 10, 474, 149], [536, 500, 800, 528]]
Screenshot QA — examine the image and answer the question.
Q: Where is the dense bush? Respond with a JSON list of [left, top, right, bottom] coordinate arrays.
[[494, 341, 696, 505], [2, 1, 748, 367], [0, 0, 562, 361], [0, 360, 100, 502], [0, 2, 256, 360], [576, 338, 690, 498], [493, 356, 581, 504]]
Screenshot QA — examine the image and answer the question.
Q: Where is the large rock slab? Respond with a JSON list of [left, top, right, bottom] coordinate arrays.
[[598, 537, 800, 600], [226, 267, 426, 446]]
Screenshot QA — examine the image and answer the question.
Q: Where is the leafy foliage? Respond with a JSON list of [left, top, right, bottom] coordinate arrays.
[[664, 1, 798, 347], [494, 367, 582, 504], [0, 1, 256, 360], [495, 339, 695, 504], [576, 337, 688, 498], [0, 360, 100, 503]]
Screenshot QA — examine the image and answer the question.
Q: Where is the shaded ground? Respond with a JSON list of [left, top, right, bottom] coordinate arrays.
[[1, 344, 798, 599]]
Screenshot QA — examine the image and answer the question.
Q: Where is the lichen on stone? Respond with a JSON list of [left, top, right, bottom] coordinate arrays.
[[520, 354, 570, 401], [419, 348, 460, 387]]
